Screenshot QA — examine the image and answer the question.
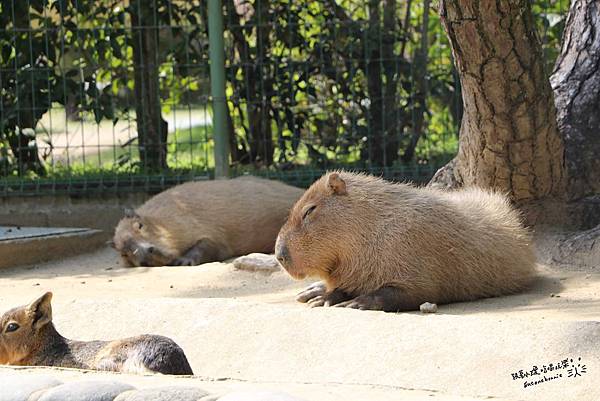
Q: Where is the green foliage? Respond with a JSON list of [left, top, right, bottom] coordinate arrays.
[[0, 0, 568, 184], [532, 0, 568, 73]]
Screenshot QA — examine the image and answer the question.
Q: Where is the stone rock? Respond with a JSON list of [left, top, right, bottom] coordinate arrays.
[[198, 395, 221, 401], [232, 253, 281, 273], [419, 302, 438, 313], [0, 374, 62, 401], [37, 380, 135, 401], [113, 386, 210, 401], [217, 391, 307, 401]]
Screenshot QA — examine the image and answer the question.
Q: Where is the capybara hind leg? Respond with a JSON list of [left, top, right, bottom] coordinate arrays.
[[335, 286, 420, 312], [171, 238, 222, 266]]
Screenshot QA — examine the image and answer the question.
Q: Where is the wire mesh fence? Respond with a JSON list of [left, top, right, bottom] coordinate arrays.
[[0, 0, 568, 196]]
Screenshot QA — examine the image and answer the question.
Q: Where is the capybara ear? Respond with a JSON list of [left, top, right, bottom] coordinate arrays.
[[328, 173, 347, 195], [27, 292, 53, 330]]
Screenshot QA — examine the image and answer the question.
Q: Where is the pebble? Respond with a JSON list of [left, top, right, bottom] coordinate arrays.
[[233, 253, 281, 273], [37, 380, 135, 401], [419, 302, 438, 313], [0, 374, 62, 401], [217, 391, 307, 401], [114, 386, 209, 401]]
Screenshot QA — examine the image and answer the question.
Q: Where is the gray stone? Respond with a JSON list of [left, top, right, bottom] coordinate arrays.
[[198, 395, 221, 401], [37, 380, 135, 401], [25, 389, 50, 401], [217, 391, 307, 401], [113, 386, 210, 401], [232, 253, 281, 273], [419, 302, 438, 313], [0, 374, 62, 401]]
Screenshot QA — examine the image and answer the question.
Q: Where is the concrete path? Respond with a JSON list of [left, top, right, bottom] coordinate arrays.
[[0, 226, 105, 269]]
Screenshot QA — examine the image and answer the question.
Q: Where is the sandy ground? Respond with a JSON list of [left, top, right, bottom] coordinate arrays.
[[0, 246, 599, 401]]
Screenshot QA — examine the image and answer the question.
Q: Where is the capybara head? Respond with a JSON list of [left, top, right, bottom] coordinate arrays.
[[275, 172, 350, 280], [0, 292, 53, 365], [112, 210, 175, 267]]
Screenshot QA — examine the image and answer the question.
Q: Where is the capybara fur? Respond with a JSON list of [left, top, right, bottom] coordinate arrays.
[[0, 293, 193, 375], [275, 171, 536, 312], [113, 176, 304, 267]]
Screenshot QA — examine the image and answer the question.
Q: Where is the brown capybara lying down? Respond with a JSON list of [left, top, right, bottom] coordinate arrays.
[[275, 171, 536, 312], [113, 176, 304, 267], [0, 293, 193, 375]]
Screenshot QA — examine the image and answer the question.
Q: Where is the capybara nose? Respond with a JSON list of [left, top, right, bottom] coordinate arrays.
[[275, 241, 289, 266]]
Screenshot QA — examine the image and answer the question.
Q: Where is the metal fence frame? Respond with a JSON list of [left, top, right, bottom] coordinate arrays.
[[0, 0, 567, 196]]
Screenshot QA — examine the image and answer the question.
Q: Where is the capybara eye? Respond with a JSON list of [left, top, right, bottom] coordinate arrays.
[[5, 322, 19, 333], [136, 222, 143, 230], [303, 205, 317, 220]]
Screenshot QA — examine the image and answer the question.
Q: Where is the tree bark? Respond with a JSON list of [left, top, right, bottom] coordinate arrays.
[[402, 0, 430, 163], [365, 0, 401, 167], [130, 0, 168, 171], [430, 0, 566, 203], [550, 0, 600, 201], [225, 0, 274, 166], [6, 3, 46, 176]]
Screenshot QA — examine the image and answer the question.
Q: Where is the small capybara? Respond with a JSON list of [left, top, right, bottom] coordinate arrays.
[[275, 171, 536, 312], [112, 176, 304, 267], [0, 292, 193, 375]]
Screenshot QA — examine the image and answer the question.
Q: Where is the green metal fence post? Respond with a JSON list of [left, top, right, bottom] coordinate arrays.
[[208, 0, 230, 178]]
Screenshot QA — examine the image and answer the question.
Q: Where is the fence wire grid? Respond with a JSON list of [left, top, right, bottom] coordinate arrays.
[[0, 0, 568, 195]]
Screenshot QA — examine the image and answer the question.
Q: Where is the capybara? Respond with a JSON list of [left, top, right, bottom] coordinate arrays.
[[275, 171, 536, 312], [0, 292, 193, 375], [112, 176, 304, 267]]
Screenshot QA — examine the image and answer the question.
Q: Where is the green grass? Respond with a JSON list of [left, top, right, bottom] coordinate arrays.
[[2, 116, 457, 196]]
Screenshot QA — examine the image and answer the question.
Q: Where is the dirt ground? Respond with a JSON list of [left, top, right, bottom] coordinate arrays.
[[0, 238, 599, 401]]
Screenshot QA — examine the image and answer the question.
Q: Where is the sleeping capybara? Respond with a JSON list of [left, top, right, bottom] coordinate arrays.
[[113, 176, 304, 267], [0, 292, 193, 375], [275, 171, 536, 312]]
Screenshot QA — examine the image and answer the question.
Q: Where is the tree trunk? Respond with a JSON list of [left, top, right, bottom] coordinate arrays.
[[130, 0, 168, 171], [550, 0, 600, 201], [7, 3, 46, 176], [544, 0, 600, 264], [430, 0, 566, 203], [402, 0, 430, 163], [7, 127, 45, 176], [365, 0, 400, 167], [225, 0, 274, 166]]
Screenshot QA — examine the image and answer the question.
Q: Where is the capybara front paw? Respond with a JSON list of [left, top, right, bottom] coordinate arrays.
[[335, 295, 382, 311], [171, 257, 196, 266], [307, 295, 326, 308], [296, 281, 327, 303]]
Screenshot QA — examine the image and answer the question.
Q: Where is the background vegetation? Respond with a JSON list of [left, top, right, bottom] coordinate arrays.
[[0, 0, 568, 191]]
